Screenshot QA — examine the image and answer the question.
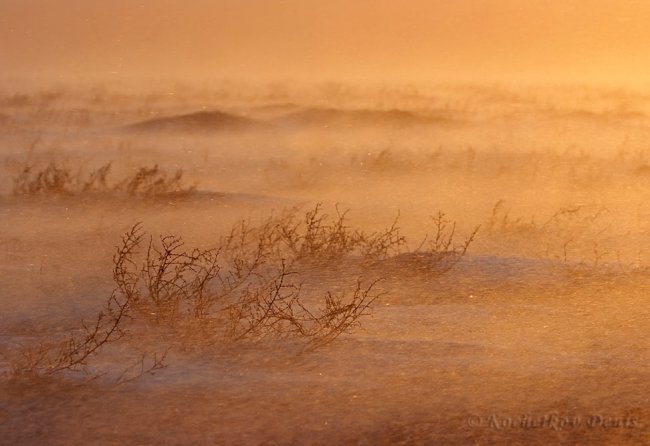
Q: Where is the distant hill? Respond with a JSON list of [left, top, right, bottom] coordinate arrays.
[[121, 107, 454, 134], [123, 110, 262, 133], [273, 107, 451, 129], [542, 108, 647, 122]]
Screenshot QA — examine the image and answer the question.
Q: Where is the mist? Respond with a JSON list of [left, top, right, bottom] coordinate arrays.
[[3, 0, 650, 85], [1, 2, 650, 445]]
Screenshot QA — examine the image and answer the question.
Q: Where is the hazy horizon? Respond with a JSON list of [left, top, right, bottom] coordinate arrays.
[[3, 0, 650, 86]]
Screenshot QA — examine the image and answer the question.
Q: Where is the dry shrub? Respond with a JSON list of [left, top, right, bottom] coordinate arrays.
[[272, 203, 409, 264], [382, 211, 479, 275], [11, 291, 130, 377], [487, 200, 608, 238], [226, 265, 381, 352], [82, 162, 112, 192], [115, 165, 193, 197], [11, 162, 194, 197], [11, 230, 137, 376], [12, 204, 478, 380], [299, 279, 382, 351], [12, 162, 75, 195], [486, 199, 615, 268], [429, 211, 479, 262], [486, 199, 536, 234], [12, 216, 383, 379], [113, 223, 381, 348], [272, 204, 476, 270], [356, 213, 407, 261], [276, 203, 362, 262]]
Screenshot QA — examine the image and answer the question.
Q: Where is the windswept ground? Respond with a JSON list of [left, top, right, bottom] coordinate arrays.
[[1, 83, 650, 445]]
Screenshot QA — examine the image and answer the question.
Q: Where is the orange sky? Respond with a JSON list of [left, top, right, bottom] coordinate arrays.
[[2, 0, 650, 85]]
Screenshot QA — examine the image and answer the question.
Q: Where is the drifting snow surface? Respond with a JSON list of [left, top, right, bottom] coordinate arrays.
[[2, 248, 649, 445]]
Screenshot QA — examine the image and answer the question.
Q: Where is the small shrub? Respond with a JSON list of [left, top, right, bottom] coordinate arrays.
[[385, 212, 479, 275], [11, 162, 195, 197], [357, 213, 407, 261], [115, 165, 194, 197], [271, 204, 408, 264], [82, 162, 113, 192], [486, 199, 536, 234], [486, 200, 614, 266], [275, 203, 361, 262], [13, 162, 75, 195], [428, 211, 480, 266]]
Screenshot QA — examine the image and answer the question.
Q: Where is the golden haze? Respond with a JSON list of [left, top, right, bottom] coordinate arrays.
[[1, 0, 650, 85]]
